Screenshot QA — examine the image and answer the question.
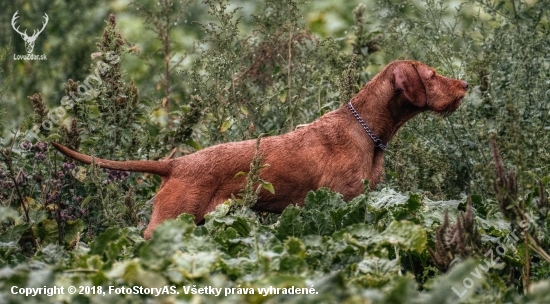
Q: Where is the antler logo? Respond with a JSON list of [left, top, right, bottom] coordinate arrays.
[[11, 11, 49, 54]]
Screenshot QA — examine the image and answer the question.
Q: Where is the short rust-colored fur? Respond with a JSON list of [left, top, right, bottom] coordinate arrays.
[[52, 60, 468, 239]]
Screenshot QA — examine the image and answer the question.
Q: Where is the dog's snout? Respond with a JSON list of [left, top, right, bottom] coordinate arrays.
[[461, 81, 468, 90]]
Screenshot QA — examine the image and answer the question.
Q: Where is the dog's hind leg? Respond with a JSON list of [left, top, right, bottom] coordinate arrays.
[[143, 180, 204, 239]]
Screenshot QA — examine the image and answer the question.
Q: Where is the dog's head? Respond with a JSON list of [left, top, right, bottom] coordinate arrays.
[[393, 61, 468, 115]]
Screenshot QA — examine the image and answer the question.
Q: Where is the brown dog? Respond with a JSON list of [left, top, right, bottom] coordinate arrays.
[[52, 60, 468, 239]]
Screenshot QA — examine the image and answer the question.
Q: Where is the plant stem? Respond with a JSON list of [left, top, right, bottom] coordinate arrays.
[[527, 234, 550, 263], [287, 28, 293, 131], [0, 130, 38, 249], [523, 210, 530, 293]]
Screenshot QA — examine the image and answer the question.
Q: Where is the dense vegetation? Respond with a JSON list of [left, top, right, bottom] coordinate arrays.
[[0, 0, 549, 302]]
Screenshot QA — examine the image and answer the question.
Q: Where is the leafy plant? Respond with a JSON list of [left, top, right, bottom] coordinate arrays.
[[1, 0, 550, 303], [376, 0, 550, 199]]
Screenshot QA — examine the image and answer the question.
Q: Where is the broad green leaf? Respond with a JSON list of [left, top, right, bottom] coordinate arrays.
[[185, 139, 202, 150], [35, 244, 69, 264], [220, 118, 232, 133], [0, 206, 18, 223], [204, 202, 231, 227], [331, 194, 383, 229], [234, 171, 246, 178], [280, 238, 308, 274], [369, 188, 410, 209], [139, 216, 196, 269], [301, 189, 347, 236], [420, 259, 480, 303], [362, 276, 420, 304], [526, 280, 550, 303], [32, 218, 59, 245], [86, 255, 104, 270], [284, 237, 306, 257], [0, 242, 26, 265], [0, 224, 31, 242], [171, 251, 219, 279], [45, 133, 63, 141], [213, 216, 251, 237], [375, 220, 427, 254], [302, 209, 335, 236], [240, 105, 249, 116], [63, 219, 85, 246], [276, 204, 303, 240], [107, 259, 167, 288], [279, 91, 287, 103], [304, 188, 346, 212], [334, 223, 377, 239], [81, 195, 94, 207], [29, 209, 48, 224], [24, 196, 35, 205], [90, 227, 121, 255], [70, 166, 87, 182], [357, 257, 400, 276], [214, 226, 239, 253], [177, 213, 196, 225], [260, 180, 275, 194], [279, 255, 307, 274], [90, 227, 132, 265], [422, 198, 462, 228]]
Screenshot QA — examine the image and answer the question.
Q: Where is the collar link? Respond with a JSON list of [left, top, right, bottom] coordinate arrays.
[[347, 102, 388, 151]]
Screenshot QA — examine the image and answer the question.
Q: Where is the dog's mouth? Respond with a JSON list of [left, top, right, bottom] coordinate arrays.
[[437, 95, 465, 117]]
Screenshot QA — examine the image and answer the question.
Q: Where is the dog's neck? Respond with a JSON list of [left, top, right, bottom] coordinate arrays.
[[348, 78, 425, 147]]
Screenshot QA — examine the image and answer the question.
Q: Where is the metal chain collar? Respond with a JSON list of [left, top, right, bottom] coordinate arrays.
[[347, 102, 388, 151]]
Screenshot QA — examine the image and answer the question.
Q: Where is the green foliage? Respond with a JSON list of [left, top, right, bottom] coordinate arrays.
[[0, 15, 150, 248], [0, 42, 9, 134], [1, 0, 550, 302], [1, 187, 548, 302], [375, 0, 550, 199], [0, 0, 112, 126], [180, 0, 359, 144], [231, 136, 274, 211]]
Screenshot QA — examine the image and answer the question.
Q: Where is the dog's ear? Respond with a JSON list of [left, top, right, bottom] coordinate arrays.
[[393, 64, 427, 107]]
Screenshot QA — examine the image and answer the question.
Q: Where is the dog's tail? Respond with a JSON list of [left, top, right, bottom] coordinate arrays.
[[51, 142, 171, 176]]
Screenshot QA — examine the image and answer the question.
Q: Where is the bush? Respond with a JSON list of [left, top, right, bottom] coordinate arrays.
[[375, 0, 550, 200], [1, 0, 549, 303]]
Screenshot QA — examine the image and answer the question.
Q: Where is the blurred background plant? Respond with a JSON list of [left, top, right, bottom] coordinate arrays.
[[0, 0, 375, 251]]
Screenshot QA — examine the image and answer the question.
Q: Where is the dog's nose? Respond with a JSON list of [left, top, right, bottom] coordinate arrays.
[[461, 81, 469, 90]]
